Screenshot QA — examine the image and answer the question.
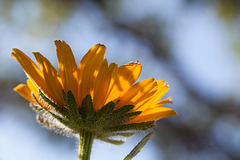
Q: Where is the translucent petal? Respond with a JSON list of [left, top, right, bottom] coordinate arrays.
[[93, 61, 118, 111], [134, 80, 169, 111], [33, 52, 65, 106], [11, 49, 50, 95], [129, 107, 176, 123], [27, 79, 50, 109], [14, 84, 35, 103], [116, 78, 157, 109], [55, 40, 78, 98], [92, 59, 109, 111], [27, 79, 39, 98], [105, 62, 142, 103], [78, 44, 106, 105]]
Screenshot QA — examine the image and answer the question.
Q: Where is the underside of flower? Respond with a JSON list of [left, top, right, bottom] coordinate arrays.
[[33, 89, 154, 144], [12, 40, 176, 143]]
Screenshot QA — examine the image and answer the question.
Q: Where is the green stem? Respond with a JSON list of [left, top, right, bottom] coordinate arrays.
[[78, 130, 94, 160]]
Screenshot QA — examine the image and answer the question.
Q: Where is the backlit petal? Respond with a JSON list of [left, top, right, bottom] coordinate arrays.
[[134, 80, 169, 111], [27, 79, 50, 109], [78, 44, 106, 104], [129, 107, 177, 123], [116, 78, 157, 108], [93, 60, 118, 111], [92, 59, 108, 110], [33, 52, 65, 106], [27, 79, 39, 99], [105, 62, 142, 103], [11, 49, 48, 92], [14, 84, 35, 103], [151, 97, 173, 108], [55, 40, 78, 98]]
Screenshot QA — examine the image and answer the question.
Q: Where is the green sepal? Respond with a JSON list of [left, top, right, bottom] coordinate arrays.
[[32, 94, 74, 130], [66, 90, 82, 125], [106, 132, 136, 138], [39, 89, 67, 116], [103, 111, 142, 128], [62, 90, 67, 102], [36, 114, 66, 131], [80, 94, 94, 122], [100, 138, 125, 145], [112, 105, 134, 116], [36, 114, 52, 127], [92, 101, 115, 124], [123, 111, 142, 122], [108, 105, 135, 124], [30, 91, 156, 148], [104, 121, 155, 132], [97, 132, 135, 141], [30, 103, 48, 115], [123, 131, 154, 160]]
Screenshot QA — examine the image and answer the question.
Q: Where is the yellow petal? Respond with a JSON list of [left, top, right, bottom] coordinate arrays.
[[78, 44, 106, 104], [105, 62, 142, 103], [27, 79, 39, 98], [151, 97, 173, 108], [92, 59, 108, 110], [93, 60, 118, 111], [11, 49, 48, 92], [104, 63, 118, 103], [154, 80, 169, 100], [33, 52, 65, 106], [14, 84, 35, 103], [27, 79, 51, 109], [134, 80, 169, 111], [131, 85, 158, 111], [77, 44, 103, 74], [129, 107, 177, 123], [116, 78, 157, 108], [55, 40, 78, 98]]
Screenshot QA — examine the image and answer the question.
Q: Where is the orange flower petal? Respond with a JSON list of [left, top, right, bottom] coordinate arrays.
[[26, 79, 39, 98], [92, 59, 108, 110], [11, 49, 48, 92], [134, 79, 170, 111], [151, 97, 173, 108], [78, 44, 106, 105], [116, 78, 157, 108], [27, 79, 51, 109], [33, 52, 65, 106], [105, 62, 142, 103], [55, 40, 78, 98], [93, 60, 118, 111], [14, 84, 35, 103], [129, 107, 177, 123]]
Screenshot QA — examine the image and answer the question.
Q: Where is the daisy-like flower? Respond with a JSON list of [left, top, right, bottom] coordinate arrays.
[[12, 41, 176, 160]]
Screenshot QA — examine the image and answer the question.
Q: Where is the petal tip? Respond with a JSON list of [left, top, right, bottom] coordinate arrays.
[[172, 110, 177, 116], [96, 43, 106, 47], [54, 40, 65, 46], [11, 48, 19, 56]]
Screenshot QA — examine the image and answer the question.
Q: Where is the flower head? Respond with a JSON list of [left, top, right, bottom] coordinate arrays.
[[12, 41, 176, 143]]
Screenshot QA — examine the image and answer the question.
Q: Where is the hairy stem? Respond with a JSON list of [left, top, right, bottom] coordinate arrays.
[[78, 130, 94, 160]]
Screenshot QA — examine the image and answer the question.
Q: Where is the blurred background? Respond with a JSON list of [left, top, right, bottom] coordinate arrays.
[[0, 0, 240, 159]]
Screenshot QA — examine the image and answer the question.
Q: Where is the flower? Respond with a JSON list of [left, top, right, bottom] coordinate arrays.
[[12, 40, 176, 141]]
